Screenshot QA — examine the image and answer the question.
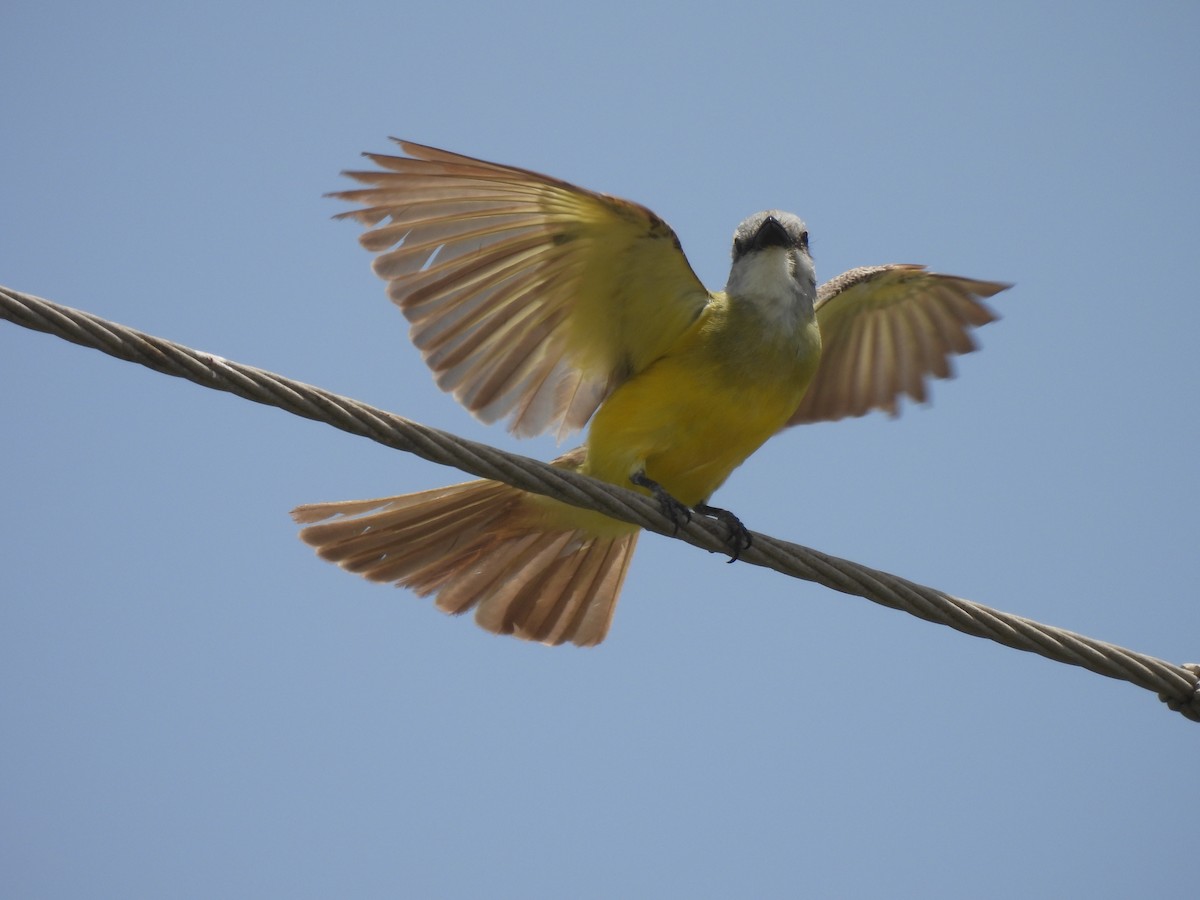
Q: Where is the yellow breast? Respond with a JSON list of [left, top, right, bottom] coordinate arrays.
[[583, 296, 822, 506]]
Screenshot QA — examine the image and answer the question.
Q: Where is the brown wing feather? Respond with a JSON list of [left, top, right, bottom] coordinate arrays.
[[332, 140, 710, 439], [788, 265, 1009, 425]]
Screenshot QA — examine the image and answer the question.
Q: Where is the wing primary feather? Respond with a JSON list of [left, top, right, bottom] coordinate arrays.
[[789, 265, 1009, 426], [853, 311, 880, 417], [894, 302, 933, 402], [872, 310, 900, 416], [924, 287, 978, 357], [332, 141, 710, 438]]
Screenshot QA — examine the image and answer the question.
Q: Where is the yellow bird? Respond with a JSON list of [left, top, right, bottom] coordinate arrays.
[[293, 140, 1008, 646]]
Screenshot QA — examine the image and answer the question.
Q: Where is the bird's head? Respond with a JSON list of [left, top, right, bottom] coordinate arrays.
[[726, 210, 815, 306]]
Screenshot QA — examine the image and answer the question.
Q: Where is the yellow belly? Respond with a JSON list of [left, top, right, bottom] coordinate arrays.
[[582, 356, 807, 505], [525, 298, 821, 534], [584, 303, 821, 505]]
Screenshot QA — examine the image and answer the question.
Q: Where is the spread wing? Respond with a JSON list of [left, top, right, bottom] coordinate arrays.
[[787, 265, 1010, 425], [332, 140, 711, 438]]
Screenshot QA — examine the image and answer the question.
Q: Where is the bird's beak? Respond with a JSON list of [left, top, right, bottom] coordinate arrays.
[[752, 215, 793, 251]]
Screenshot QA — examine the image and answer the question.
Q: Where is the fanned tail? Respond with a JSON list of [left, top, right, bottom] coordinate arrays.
[[292, 477, 638, 646]]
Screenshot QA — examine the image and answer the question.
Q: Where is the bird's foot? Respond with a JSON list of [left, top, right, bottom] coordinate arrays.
[[629, 471, 751, 562], [630, 470, 692, 533], [695, 503, 753, 563]]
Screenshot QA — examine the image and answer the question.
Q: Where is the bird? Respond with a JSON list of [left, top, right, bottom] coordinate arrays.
[[292, 139, 1009, 647]]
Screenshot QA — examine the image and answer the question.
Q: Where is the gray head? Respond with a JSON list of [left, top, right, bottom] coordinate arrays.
[[731, 210, 809, 262], [725, 210, 816, 308]]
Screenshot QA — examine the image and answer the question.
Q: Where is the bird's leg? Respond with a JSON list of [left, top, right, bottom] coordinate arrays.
[[630, 470, 692, 534], [630, 470, 751, 563], [694, 502, 753, 563]]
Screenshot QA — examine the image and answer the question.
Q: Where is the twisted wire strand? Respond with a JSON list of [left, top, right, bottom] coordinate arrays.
[[3, 283, 1197, 722]]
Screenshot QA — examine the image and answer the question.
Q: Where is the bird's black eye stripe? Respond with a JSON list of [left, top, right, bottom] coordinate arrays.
[[799, 231, 809, 251]]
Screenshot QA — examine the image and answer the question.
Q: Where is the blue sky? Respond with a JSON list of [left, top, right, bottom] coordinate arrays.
[[3, 2, 1198, 897]]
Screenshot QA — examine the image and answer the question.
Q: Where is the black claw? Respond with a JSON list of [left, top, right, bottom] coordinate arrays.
[[631, 471, 692, 534], [631, 473, 751, 561], [695, 503, 753, 563]]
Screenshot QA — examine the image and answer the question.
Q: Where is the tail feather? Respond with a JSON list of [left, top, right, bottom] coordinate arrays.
[[511, 533, 636, 644], [292, 478, 638, 646]]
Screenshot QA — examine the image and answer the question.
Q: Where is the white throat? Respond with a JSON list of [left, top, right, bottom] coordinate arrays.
[[724, 246, 817, 329]]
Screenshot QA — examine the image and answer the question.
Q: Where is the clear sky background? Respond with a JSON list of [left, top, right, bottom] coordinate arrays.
[[3, 2, 1197, 897]]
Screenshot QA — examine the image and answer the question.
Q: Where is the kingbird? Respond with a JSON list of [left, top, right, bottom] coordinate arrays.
[[293, 140, 1008, 646]]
